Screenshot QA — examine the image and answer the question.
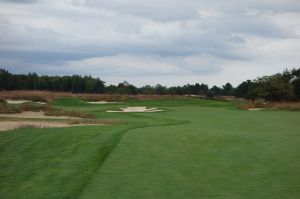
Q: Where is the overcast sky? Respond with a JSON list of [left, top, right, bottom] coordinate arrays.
[[0, 0, 299, 86]]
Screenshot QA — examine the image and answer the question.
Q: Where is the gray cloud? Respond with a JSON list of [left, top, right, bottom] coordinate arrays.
[[0, 0, 37, 4], [0, 0, 299, 86]]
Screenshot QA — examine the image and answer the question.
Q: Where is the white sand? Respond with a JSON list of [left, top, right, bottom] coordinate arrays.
[[87, 101, 122, 104], [34, 102, 47, 105], [5, 100, 47, 105], [248, 108, 264, 111], [5, 100, 31, 104], [0, 111, 79, 119], [107, 107, 162, 113]]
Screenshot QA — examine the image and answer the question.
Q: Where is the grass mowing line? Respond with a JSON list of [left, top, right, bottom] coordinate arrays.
[[78, 116, 190, 198], [73, 128, 126, 199]]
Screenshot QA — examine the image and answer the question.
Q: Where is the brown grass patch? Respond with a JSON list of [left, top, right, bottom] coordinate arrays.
[[0, 101, 47, 114], [258, 102, 300, 111], [0, 119, 120, 132], [240, 101, 300, 111], [0, 116, 121, 131], [0, 91, 187, 103], [44, 107, 95, 118], [0, 111, 80, 119], [0, 99, 95, 118]]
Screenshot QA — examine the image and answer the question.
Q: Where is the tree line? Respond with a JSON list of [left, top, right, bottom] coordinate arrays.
[[0, 68, 299, 101]]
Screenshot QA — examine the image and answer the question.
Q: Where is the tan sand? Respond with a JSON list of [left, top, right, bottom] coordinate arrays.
[[0, 121, 103, 131], [0, 121, 75, 131], [5, 100, 47, 105], [107, 107, 162, 113], [0, 111, 78, 119]]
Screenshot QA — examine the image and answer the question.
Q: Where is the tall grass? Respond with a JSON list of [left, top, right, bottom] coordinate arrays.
[[45, 107, 96, 118], [240, 101, 300, 111], [0, 90, 188, 103]]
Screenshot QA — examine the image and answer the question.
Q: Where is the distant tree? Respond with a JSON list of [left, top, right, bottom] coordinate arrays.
[[105, 85, 117, 94], [115, 81, 137, 94], [155, 84, 168, 95], [206, 85, 221, 98], [94, 78, 105, 93], [222, 83, 234, 96], [0, 69, 12, 90], [168, 86, 183, 95], [211, 85, 222, 96], [235, 80, 253, 98], [291, 68, 300, 100], [198, 83, 209, 95], [116, 82, 127, 94], [244, 82, 265, 104], [139, 85, 155, 94], [205, 90, 214, 98], [252, 74, 294, 102], [27, 72, 39, 90]]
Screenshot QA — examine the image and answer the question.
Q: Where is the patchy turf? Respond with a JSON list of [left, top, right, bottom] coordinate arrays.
[[1, 97, 300, 199]]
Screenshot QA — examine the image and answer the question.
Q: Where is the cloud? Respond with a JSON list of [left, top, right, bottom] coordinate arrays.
[[0, 0, 37, 3], [0, 0, 299, 86]]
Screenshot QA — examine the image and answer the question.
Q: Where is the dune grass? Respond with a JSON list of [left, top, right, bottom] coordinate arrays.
[[1, 97, 300, 199]]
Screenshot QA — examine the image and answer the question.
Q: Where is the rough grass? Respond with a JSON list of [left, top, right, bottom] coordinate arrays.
[[1, 97, 300, 199], [258, 101, 300, 111], [0, 100, 95, 118], [0, 102, 21, 114], [239, 101, 300, 111], [44, 107, 96, 118], [0, 102, 47, 114], [0, 90, 188, 103]]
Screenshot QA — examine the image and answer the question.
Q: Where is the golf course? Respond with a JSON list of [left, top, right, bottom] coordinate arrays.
[[1, 97, 300, 199]]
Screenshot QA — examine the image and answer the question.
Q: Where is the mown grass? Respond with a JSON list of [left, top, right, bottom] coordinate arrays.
[[1, 97, 300, 199], [0, 126, 128, 199]]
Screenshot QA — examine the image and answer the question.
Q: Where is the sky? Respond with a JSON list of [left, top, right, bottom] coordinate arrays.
[[0, 0, 300, 87]]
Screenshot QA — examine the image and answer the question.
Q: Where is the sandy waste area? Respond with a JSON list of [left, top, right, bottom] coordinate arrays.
[[0, 111, 79, 119], [0, 111, 88, 131], [0, 121, 82, 131], [0, 111, 106, 131]]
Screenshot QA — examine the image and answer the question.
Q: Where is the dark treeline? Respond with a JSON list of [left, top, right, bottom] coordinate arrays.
[[235, 68, 300, 102], [0, 70, 105, 93], [1, 68, 299, 101]]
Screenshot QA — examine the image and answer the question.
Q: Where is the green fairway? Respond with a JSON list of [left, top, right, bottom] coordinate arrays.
[[1, 98, 300, 199]]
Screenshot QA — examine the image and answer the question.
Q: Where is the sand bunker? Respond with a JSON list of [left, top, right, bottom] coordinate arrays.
[[0, 111, 79, 119], [107, 107, 162, 113], [0, 121, 102, 132], [5, 100, 47, 105], [0, 121, 77, 131], [87, 101, 122, 104], [248, 108, 264, 111], [5, 100, 31, 104]]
